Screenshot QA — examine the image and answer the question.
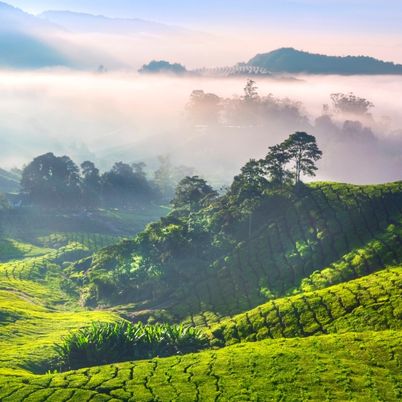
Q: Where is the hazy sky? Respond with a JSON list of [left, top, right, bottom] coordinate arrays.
[[5, 0, 402, 32], [4, 0, 402, 64]]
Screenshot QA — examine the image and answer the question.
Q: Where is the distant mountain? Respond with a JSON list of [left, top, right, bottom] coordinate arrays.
[[0, 2, 69, 68], [0, 3, 191, 70], [0, 1, 58, 33], [39, 10, 188, 36], [248, 47, 402, 75]]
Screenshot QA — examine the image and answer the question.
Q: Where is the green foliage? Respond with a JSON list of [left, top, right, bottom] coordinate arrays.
[[210, 267, 402, 345], [20, 153, 162, 210], [1, 331, 401, 401], [56, 321, 208, 371], [171, 176, 217, 212], [66, 181, 402, 322], [231, 131, 322, 191], [282, 131, 322, 183], [0, 238, 52, 261], [0, 288, 118, 373], [1, 178, 402, 399], [21, 152, 81, 208]]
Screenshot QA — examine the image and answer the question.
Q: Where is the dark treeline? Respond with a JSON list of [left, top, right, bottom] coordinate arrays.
[[20, 153, 194, 209]]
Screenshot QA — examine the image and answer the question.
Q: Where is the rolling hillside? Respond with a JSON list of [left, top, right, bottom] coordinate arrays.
[[247, 47, 402, 75], [1, 331, 401, 401], [209, 267, 402, 345], [0, 181, 401, 400], [64, 182, 402, 323]]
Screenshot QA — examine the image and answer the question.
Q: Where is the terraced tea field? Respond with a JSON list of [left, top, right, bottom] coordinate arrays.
[[155, 182, 402, 327], [209, 267, 402, 345], [0, 183, 401, 400], [0, 242, 119, 373], [0, 331, 401, 401]]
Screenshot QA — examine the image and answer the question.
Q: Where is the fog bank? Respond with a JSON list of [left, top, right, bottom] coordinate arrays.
[[0, 69, 401, 184]]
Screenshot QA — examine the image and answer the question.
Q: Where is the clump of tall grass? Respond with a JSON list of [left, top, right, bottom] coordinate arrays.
[[55, 321, 208, 370]]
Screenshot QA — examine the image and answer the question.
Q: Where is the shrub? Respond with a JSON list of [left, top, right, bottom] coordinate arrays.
[[55, 321, 208, 371]]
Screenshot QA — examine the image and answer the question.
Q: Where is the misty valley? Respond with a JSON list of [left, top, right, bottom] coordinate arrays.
[[1, 1, 402, 401]]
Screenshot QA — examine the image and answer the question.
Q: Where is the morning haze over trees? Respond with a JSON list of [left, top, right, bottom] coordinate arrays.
[[1, 0, 402, 399], [0, 79, 401, 402], [18, 128, 322, 210], [19, 153, 196, 209], [186, 78, 376, 129]]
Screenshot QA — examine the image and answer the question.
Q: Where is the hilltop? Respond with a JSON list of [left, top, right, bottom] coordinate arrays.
[[247, 47, 402, 75]]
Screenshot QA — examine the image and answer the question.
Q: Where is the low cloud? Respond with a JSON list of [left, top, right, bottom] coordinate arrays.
[[0, 69, 401, 185]]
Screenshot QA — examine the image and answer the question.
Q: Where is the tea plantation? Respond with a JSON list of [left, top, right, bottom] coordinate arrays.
[[0, 182, 401, 401]]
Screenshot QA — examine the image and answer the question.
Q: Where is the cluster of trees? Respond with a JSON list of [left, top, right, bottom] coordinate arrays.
[[20, 153, 191, 209], [139, 60, 188, 75], [171, 131, 322, 212], [69, 132, 323, 307], [230, 131, 322, 200], [187, 79, 375, 129], [327, 92, 374, 116], [20, 130, 322, 211], [186, 79, 307, 128]]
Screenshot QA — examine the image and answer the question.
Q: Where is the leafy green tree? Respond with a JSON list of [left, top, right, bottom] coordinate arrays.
[[172, 176, 217, 211], [153, 156, 175, 201], [21, 152, 81, 208], [282, 132, 322, 184], [230, 159, 268, 202], [102, 162, 155, 208], [264, 144, 293, 185], [81, 161, 101, 208]]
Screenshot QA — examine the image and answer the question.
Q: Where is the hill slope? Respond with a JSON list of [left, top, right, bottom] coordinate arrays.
[[40, 11, 187, 36], [0, 244, 119, 373], [209, 266, 402, 345], [0, 2, 69, 69], [0, 330, 401, 401], [0, 181, 402, 399], [67, 182, 402, 325], [248, 47, 402, 75]]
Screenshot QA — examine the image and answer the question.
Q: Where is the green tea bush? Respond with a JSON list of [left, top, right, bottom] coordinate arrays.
[[55, 321, 208, 370]]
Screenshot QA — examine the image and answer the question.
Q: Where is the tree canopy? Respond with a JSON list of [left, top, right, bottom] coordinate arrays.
[[172, 176, 217, 211], [232, 132, 322, 203], [282, 132, 323, 184]]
